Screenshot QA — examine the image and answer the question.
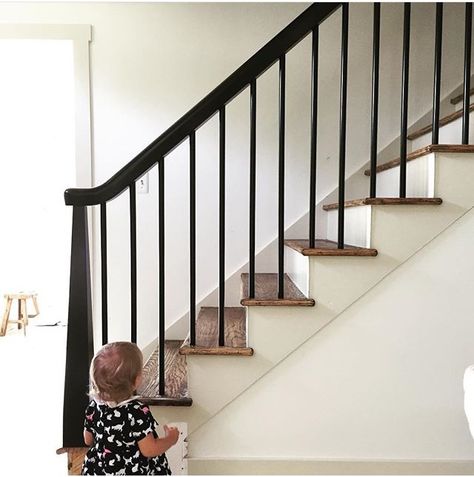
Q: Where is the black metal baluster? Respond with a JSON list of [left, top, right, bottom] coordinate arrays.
[[189, 132, 196, 346], [463, 3, 472, 145], [432, 3, 443, 145], [100, 202, 108, 345], [370, 3, 381, 198], [129, 183, 137, 343], [400, 2, 411, 198], [338, 3, 349, 249], [249, 80, 257, 299], [158, 158, 165, 395], [309, 27, 319, 248], [278, 55, 286, 298], [219, 107, 226, 346]]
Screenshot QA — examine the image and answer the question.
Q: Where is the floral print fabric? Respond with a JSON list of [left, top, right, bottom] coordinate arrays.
[[81, 399, 172, 475]]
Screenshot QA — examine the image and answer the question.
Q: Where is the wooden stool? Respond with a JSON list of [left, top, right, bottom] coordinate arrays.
[[1, 292, 39, 336]]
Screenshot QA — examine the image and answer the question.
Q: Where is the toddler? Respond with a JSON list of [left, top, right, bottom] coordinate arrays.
[[81, 341, 179, 475]]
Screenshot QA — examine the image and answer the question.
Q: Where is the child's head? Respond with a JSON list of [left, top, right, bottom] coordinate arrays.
[[89, 341, 143, 403]]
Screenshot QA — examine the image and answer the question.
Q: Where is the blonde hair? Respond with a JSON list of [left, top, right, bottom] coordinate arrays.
[[89, 341, 143, 403]]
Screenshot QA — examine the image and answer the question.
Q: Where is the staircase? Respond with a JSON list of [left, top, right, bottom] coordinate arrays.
[[59, 2, 474, 474]]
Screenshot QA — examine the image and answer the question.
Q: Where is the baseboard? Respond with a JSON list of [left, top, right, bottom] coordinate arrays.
[[188, 457, 474, 475]]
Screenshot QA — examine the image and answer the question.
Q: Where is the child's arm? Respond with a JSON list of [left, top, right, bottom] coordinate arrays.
[[83, 429, 94, 446], [138, 425, 179, 458]]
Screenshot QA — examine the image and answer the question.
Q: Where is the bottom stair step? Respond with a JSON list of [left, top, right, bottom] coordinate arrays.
[[138, 340, 192, 406], [180, 307, 254, 356], [241, 273, 315, 306]]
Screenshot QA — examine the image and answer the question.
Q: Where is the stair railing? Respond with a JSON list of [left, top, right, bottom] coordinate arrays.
[[62, 1, 473, 448], [370, 2, 472, 198], [62, 2, 340, 447]]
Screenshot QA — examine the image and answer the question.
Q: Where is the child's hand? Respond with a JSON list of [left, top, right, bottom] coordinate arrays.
[[163, 425, 179, 445]]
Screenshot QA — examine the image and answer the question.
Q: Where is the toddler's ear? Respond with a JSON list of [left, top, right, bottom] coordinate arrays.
[[134, 371, 143, 390]]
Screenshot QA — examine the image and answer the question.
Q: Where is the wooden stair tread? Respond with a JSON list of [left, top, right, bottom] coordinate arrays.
[[450, 88, 474, 105], [241, 273, 315, 306], [322, 197, 442, 211], [180, 307, 253, 356], [180, 345, 253, 356], [407, 103, 474, 140], [364, 144, 474, 176], [138, 340, 192, 406], [285, 239, 378, 256]]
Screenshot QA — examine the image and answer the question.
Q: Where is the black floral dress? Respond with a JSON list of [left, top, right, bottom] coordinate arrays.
[[81, 398, 172, 475]]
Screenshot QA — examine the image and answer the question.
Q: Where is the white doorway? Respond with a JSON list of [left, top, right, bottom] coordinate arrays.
[[0, 39, 74, 324], [0, 32, 91, 475]]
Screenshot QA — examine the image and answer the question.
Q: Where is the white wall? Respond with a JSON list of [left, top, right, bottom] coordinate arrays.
[[0, 2, 309, 347], [188, 207, 474, 463], [0, 2, 469, 348]]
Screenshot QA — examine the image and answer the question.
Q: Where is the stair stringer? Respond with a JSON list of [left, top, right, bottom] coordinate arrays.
[[150, 152, 474, 434]]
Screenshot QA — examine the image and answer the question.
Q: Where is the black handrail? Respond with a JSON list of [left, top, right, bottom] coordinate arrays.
[[64, 3, 341, 207]]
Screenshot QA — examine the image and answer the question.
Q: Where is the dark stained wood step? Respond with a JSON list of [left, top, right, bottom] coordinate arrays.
[[285, 239, 378, 257], [241, 273, 315, 306], [450, 88, 474, 105], [407, 104, 474, 140], [322, 197, 442, 211], [364, 144, 474, 176], [138, 340, 192, 406], [179, 307, 253, 356]]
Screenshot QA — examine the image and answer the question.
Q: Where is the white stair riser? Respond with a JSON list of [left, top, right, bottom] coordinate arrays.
[[285, 246, 309, 297], [375, 154, 435, 198], [371, 151, 474, 210], [326, 152, 474, 247], [326, 205, 372, 248], [410, 111, 474, 151]]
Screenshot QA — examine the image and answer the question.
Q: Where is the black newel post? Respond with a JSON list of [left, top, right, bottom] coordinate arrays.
[[62, 205, 93, 447]]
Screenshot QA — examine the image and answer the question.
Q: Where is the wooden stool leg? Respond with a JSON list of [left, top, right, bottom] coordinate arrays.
[[17, 299, 22, 330], [1, 298, 12, 336], [23, 299, 29, 327], [31, 295, 39, 316], [20, 299, 27, 336]]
